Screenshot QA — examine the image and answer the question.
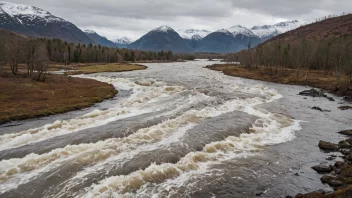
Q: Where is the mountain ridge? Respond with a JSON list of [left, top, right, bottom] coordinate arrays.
[[0, 1, 94, 44]]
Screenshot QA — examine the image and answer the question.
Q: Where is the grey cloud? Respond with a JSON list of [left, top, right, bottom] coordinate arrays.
[[9, 0, 350, 40]]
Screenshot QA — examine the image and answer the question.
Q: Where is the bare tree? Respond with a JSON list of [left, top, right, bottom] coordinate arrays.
[[33, 44, 49, 81], [7, 38, 22, 75]]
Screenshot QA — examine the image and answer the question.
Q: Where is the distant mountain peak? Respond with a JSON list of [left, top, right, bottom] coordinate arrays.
[[153, 25, 174, 33], [114, 37, 133, 45], [84, 29, 97, 34], [227, 25, 258, 38], [177, 29, 210, 40], [0, 1, 63, 22], [251, 20, 303, 40], [0, 1, 94, 44], [215, 29, 233, 36]]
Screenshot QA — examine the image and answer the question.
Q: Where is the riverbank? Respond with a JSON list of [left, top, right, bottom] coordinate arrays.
[[207, 64, 352, 197], [206, 64, 352, 103], [295, 130, 352, 198], [64, 63, 147, 75], [0, 73, 117, 124], [0, 63, 149, 124]]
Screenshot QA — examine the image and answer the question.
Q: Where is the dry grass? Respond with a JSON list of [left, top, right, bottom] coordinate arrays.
[[207, 64, 352, 99], [64, 63, 147, 75], [0, 63, 146, 123], [0, 73, 117, 124]]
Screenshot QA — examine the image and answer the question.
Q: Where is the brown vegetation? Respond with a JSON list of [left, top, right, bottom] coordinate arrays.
[[222, 14, 352, 102], [64, 63, 147, 75], [267, 14, 352, 43], [0, 73, 117, 124], [207, 65, 352, 101], [0, 29, 195, 71]]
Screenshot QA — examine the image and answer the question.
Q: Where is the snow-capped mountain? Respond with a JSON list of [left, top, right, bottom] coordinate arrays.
[[274, 20, 304, 33], [177, 29, 211, 49], [227, 25, 259, 39], [84, 29, 116, 48], [129, 25, 192, 52], [152, 25, 174, 33], [114, 37, 133, 45], [251, 20, 304, 41], [227, 25, 262, 47], [177, 29, 211, 40], [113, 37, 133, 48], [251, 25, 280, 41], [83, 29, 96, 34], [195, 29, 245, 53], [0, 1, 94, 44]]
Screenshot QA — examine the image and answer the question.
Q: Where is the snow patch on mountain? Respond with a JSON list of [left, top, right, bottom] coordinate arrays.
[[153, 25, 174, 33], [177, 29, 210, 40], [251, 20, 306, 39], [251, 25, 279, 39], [114, 37, 133, 45], [84, 29, 97, 34], [227, 25, 259, 38], [0, 1, 64, 22], [215, 29, 233, 36], [274, 20, 305, 33]]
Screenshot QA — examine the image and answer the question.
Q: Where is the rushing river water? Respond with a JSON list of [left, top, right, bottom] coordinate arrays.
[[0, 60, 351, 198]]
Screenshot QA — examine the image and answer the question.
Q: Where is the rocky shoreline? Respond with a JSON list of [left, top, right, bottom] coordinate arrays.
[[293, 130, 352, 197]]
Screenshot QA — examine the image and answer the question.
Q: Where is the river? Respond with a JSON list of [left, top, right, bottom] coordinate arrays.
[[0, 60, 351, 198]]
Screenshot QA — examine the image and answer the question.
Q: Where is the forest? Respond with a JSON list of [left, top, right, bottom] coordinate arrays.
[[226, 35, 352, 84], [0, 30, 195, 80], [225, 13, 352, 85]]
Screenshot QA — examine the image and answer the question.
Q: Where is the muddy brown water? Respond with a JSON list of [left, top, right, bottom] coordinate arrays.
[[0, 60, 351, 198]]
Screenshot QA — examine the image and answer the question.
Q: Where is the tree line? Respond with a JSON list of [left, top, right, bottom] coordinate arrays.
[[0, 31, 195, 80], [226, 35, 352, 84]]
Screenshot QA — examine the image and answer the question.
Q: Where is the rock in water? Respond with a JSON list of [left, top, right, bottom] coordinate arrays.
[[339, 130, 352, 136], [320, 175, 343, 187], [311, 106, 331, 112], [318, 141, 339, 151], [299, 89, 327, 97], [339, 140, 352, 148], [312, 165, 332, 173], [335, 161, 345, 168], [339, 106, 352, 110]]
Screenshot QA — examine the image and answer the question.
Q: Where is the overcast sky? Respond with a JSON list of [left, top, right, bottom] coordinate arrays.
[[10, 0, 350, 41]]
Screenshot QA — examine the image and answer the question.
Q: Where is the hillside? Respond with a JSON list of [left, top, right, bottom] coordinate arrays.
[[129, 25, 192, 52], [0, 1, 94, 44], [266, 14, 352, 42], [84, 30, 117, 48]]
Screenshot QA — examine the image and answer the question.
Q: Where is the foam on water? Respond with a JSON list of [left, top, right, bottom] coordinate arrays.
[[0, 68, 303, 196], [80, 107, 301, 197], [0, 91, 208, 194], [72, 83, 303, 197], [0, 77, 186, 152]]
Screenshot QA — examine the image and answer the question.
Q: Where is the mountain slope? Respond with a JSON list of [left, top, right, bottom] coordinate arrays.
[[129, 25, 192, 52], [177, 29, 210, 40], [251, 20, 304, 41], [227, 25, 262, 47], [266, 15, 352, 42], [0, 1, 94, 44], [195, 29, 245, 53], [84, 30, 116, 48], [177, 29, 211, 49]]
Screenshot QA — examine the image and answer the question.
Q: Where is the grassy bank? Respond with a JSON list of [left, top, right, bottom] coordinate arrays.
[[0, 63, 148, 124], [0, 73, 117, 124], [207, 64, 352, 101], [64, 63, 147, 75]]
